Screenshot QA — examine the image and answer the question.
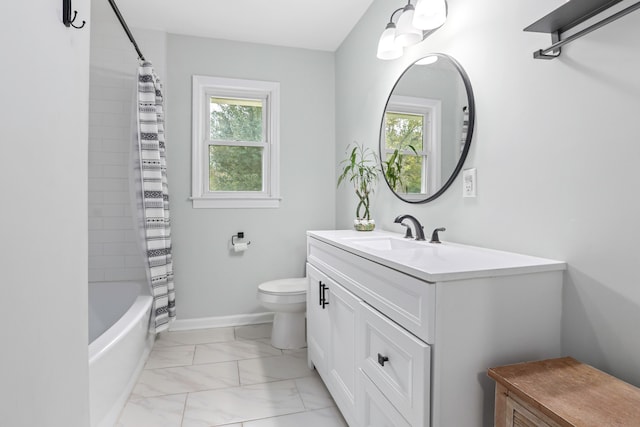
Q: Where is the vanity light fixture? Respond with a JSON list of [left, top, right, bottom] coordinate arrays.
[[376, 0, 448, 60]]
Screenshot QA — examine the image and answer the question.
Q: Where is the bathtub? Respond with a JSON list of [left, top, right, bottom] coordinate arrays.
[[89, 281, 155, 427]]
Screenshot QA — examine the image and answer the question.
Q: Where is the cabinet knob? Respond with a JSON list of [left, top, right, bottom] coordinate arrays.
[[377, 353, 389, 366]]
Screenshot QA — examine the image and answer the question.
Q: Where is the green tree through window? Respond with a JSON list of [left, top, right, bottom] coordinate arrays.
[[385, 112, 424, 194], [209, 97, 264, 192]]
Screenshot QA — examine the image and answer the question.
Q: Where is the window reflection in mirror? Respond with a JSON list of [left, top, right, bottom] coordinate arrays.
[[380, 53, 474, 204]]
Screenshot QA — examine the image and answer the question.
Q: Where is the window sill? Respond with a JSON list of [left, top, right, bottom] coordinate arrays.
[[191, 196, 281, 209]]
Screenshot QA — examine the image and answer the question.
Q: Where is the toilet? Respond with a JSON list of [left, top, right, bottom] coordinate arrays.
[[257, 278, 307, 350]]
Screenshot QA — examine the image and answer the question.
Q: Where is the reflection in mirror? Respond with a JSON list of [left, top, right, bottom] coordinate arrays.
[[380, 53, 474, 203]]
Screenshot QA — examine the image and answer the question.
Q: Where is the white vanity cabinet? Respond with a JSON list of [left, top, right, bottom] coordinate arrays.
[[306, 230, 566, 427], [307, 262, 361, 426]]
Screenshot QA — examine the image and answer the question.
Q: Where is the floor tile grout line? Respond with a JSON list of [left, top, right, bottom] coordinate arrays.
[[179, 391, 189, 427]]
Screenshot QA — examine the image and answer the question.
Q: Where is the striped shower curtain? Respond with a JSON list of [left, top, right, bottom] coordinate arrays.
[[460, 106, 469, 153], [136, 61, 175, 332]]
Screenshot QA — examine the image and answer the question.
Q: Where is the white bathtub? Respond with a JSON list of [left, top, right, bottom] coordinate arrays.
[[89, 281, 155, 427]]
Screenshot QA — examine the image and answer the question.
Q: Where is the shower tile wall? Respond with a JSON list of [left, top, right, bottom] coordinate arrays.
[[89, 8, 167, 282]]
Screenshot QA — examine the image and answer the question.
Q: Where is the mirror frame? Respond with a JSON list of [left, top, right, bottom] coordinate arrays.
[[379, 53, 475, 204]]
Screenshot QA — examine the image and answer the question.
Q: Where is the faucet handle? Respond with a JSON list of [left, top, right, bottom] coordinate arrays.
[[430, 227, 446, 244], [400, 223, 414, 239]]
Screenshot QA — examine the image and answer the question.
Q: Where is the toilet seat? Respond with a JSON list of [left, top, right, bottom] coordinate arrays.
[[258, 278, 307, 296]]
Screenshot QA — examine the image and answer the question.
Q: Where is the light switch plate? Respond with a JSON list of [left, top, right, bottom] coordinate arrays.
[[463, 168, 476, 198]]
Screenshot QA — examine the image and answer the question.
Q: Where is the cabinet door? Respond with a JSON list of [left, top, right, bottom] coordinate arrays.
[[306, 263, 330, 378], [327, 277, 361, 426], [359, 303, 430, 426], [361, 371, 411, 427]]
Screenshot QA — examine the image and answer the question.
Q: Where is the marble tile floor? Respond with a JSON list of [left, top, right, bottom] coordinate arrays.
[[116, 323, 348, 427]]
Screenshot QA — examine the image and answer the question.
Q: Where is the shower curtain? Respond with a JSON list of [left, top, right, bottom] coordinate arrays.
[[135, 61, 175, 332], [460, 106, 469, 153]]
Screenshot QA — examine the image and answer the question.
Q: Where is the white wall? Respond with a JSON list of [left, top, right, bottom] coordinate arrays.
[[166, 35, 336, 320], [89, 0, 167, 282], [336, 0, 640, 391], [0, 0, 91, 425]]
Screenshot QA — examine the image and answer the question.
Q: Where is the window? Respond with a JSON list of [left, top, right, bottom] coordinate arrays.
[[192, 76, 280, 208], [383, 95, 441, 198]]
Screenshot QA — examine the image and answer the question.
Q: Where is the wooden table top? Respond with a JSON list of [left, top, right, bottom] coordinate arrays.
[[488, 357, 640, 426]]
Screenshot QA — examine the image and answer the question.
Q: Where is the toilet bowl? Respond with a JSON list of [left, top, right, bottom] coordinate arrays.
[[257, 278, 307, 350]]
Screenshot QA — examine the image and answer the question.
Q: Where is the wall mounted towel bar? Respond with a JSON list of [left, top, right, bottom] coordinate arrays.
[[524, 0, 640, 59]]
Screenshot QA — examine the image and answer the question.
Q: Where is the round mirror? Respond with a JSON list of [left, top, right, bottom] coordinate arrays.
[[380, 53, 475, 203]]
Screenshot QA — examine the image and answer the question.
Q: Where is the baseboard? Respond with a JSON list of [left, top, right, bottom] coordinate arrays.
[[169, 312, 274, 331]]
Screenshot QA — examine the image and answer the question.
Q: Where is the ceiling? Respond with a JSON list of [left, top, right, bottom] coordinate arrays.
[[99, 0, 376, 52]]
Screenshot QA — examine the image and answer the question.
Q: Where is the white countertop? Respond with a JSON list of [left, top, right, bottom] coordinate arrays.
[[307, 229, 566, 282]]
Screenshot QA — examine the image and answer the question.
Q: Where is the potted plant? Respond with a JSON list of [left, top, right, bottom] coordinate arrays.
[[337, 142, 379, 231]]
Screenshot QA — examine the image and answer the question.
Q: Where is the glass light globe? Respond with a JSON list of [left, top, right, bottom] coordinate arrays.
[[395, 7, 423, 47], [377, 24, 402, 60], [413, 0, 447, 30]]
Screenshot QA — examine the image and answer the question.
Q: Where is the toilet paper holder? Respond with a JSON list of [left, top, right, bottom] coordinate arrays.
[[231, 232, 251, 247]]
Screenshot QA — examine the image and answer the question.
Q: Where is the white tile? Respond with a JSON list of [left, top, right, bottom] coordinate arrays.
[[90, 99, 124, 114], [104, 268, 146, 282], [103, 191, 130, 204], [88, 269, 105, 282], [132, 361, 239, 397], [182, 380, 305, 427], [239, 353, 315, 385], [88, 217, 103, 230], [104, 217, 136, 230], [235, 323, 273, 340], [125, 255, 145, 268], [243, 407, 348, 427], [88, 255, 125, 269], [90, 124, 128, 139], [295, 375, 335, 410], [103, 242, 140, 256], [155, 327, 235, 348], [88, 190, 104, 203], [193, 339, 281, 365], [88, 177, 128, 191], [145, 345, 195, 369], [88, 151, 128, 166], [90, 230, 126, 243], [116, 394, 186, 427], [103, 165, 128, 178], [89, 205, 125, 217], [102, 138, 129, 152]]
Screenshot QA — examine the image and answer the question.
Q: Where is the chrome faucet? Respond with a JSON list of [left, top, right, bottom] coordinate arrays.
[[394, 214, 426, 241]]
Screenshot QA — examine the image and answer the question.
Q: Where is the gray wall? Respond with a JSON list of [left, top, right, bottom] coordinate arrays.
[[167, 35, 336, 319], [0, 0, 91, 425], [336, 0, 640, 386]]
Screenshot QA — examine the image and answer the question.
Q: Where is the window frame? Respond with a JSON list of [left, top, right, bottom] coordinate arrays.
[[383, 95, 441, 200], [191, 75, 280, 208]]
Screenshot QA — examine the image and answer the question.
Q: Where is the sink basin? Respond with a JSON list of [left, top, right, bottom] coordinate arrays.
[[345, 236, 426, 251]]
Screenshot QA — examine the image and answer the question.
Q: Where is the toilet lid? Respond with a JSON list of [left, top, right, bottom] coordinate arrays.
[[258, 278, 307, 295]]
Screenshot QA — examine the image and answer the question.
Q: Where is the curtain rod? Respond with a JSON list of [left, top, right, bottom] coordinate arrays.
[[107, 0, 146, 61]]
